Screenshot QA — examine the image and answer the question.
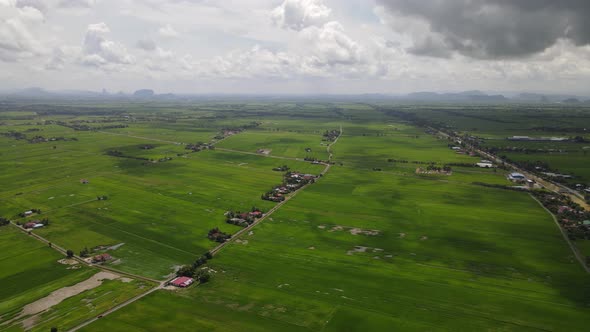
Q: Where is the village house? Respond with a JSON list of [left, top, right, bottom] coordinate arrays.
[[170, 276, 194, 288], [476, 162, 494, 168], [23, 222, 37, 229], [24, 210, 33, 216], [80, 179, 89, 184], [249, 211, 263, 218], [92, 253, 112, 263], [508, 172, 526, 182]]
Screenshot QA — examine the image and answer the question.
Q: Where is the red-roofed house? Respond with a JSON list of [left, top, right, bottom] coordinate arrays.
[[249, 211, 262, 218], [171, 276, 194, 288]]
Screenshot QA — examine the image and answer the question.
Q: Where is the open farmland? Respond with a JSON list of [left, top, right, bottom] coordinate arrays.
[[0, 226, 149, 332], [1, 102, 589, 331], [77, 108, 590, 332]]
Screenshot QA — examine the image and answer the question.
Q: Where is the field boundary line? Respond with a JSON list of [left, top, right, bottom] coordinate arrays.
[[67, 283, 162, 332], [214, 147, 304, 161], [80, 216, 201, 258], [529, 194, 590, 273], [97, 130, 181, 144], [8, 222, 162, 283]]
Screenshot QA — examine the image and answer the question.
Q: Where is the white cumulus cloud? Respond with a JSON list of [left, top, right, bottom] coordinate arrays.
[[158, 24, 179, 38], [81, 22, 134, 67], [271, 0, 331, 31], [0, 1, 45, 61]]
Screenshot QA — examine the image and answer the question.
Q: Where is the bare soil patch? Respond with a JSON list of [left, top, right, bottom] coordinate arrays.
[[7, 272, 119, 330], [256, 149, 271, 155]]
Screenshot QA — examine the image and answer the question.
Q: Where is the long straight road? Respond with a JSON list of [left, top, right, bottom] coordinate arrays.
[[430, 126, 589, 210]]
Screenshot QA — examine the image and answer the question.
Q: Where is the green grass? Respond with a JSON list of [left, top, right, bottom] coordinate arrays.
[[2, 102, 589, 331], [217, 129, 330, 160], [0, 226, 94, 325], [27, 279, 151, 332], [79, 117, 590, 331]]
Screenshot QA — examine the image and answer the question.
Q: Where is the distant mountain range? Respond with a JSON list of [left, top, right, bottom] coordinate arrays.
[[0, 88, 588, 104], [404, 90, 508, 102]]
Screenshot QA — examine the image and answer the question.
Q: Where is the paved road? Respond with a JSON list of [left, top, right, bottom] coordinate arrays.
[[67, 282, 163, 332], [431, 127, 589, 210]]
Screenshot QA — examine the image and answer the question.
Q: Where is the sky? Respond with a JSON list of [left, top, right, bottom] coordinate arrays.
[[1, 0, 590, 95]]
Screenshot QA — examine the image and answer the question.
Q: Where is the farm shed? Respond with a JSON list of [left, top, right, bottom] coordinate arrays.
[[476, 162, 493, 168], [171, 276, 194, 288], [508, 173, 526, 181], [93, 253, 112, 263]]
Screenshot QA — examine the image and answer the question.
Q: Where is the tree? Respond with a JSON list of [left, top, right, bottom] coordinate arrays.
[[48, 242, 52, 248], [204, 251, 213, 260], [51, 327, 58, 332], [80, 247, 90, 257], [195, 270, 211, 283], [176, 265, 194, 277], [194, 256, 207, 267], [66, 250, 74, 258]]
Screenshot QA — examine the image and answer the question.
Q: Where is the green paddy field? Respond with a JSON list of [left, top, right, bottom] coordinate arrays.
[[1, 102, 589, 331]]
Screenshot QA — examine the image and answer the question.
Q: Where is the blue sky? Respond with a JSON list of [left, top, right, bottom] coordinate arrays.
[[1, 0, 590, 95]]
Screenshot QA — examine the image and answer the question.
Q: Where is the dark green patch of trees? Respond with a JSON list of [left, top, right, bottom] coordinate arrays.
[[80, 247, 90, 257], [207, 228, 231, 243]]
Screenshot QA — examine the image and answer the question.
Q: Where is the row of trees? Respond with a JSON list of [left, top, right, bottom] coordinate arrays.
[[176, 251, 214, 283]]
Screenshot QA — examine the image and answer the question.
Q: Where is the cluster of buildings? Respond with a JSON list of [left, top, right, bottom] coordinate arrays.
[[262, 172, 316, 202], [226, 210, 264, 227], [556, 204, 590, 236], [449, 145, 476, 156]]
